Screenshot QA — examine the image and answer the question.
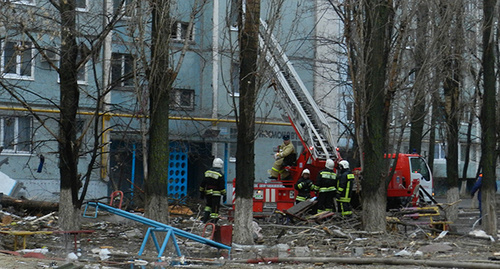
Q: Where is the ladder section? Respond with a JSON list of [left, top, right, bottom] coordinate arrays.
[[259, 19, 337, 161]]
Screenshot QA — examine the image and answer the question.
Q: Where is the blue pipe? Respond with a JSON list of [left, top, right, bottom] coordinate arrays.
[[131, 144, 136, 201]]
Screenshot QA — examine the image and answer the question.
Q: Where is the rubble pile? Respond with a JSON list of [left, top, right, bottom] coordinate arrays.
[[0, 200, 499, 268]]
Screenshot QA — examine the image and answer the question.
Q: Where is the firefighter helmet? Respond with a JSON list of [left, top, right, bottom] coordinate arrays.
[[339, 160, 350, 170], [213, 158, 223, 168], [325, 159, 335, 169], [302, 169, 310, 175]]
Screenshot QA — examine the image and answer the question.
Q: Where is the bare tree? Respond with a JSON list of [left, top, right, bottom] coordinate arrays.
[[480, 0, 497, 236], [143, 0, 173, 225], [0, 0, 122, 239], [233, 0, 260, 245], [57, 0, 85, 234], [436, 0, 465, 223], [408, 2, 429, 155], [351, 0, 394, 231]]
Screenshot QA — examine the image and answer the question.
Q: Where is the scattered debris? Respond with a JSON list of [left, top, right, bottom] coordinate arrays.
[[417, 243, 453, 253], [0, 197, 497, 268], [469, 229, 496, 241]]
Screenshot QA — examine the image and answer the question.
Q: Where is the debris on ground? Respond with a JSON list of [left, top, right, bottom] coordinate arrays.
[[0, 197, 499, 268]]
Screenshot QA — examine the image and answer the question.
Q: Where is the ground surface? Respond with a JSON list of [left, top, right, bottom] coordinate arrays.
[[1, 197, 500, 269]]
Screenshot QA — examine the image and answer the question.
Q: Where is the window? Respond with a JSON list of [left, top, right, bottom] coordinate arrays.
[[56, 61, 87, 84], [229, 0, 239, 30], [76, 46, 87, 84], [1, 41, 34, 79], [75, 0, 87, 11], [471, 144, 478, 162], [231, 61, 240, 96], [434, 143, 446, 160], [56, 46, 87, 84], [7, 0, 35, 5], [346, 101, 354, 122], [460, 143, 479, 162], [111, 53, 134, 89], [170, 89, 194, 110], [461, 104, 475, 124], [0, 116, 32, 153], [171, 21, 194, 42], [410, 157, 431, 182], [75, 119, 90, 154], [77, 64, 87, 84], [230, 127, 237, 140], [229, 142, 236, 162], [113, 0, 134, 17]]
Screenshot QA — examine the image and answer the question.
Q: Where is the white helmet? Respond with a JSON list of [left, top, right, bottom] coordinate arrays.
[[325, 159, 335, 169], [213, 158, 223, 168], [338, 160, 349, 170], [302, 169, 310, 175]]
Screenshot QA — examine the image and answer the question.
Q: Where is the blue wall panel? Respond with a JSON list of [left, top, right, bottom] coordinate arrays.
[[169, 144, 188, 200]]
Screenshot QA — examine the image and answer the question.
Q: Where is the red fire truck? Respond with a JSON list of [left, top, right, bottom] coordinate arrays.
[[250, 19, 434, 216]]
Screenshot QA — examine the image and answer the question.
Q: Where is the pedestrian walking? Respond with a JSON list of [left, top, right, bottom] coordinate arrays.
[[470, 173, 497, 224]]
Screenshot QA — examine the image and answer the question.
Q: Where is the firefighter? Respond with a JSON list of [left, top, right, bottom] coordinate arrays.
[[313, 159, 337, 213], [294, 169, 313, 204], [269, 135, 296, 180], [200, 158, 226, 223], [336, 160, 354, 217]]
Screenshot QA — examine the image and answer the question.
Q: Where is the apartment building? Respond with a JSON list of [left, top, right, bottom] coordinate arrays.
[[0, 0, 485, 204], [0, 0, 345, 203]]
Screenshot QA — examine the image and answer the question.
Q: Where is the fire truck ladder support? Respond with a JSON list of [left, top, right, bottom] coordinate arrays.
[[258, 18, 337, 161], [83, 202, 231, 260]]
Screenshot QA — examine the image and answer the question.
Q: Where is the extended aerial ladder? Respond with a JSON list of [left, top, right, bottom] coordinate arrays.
[[258, 19, 339, 168], [247, 19, 340, 217], [248, 20, 341, 216]]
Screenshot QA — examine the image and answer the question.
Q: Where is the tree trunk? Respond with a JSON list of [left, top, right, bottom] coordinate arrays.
[[59, 189, 80, 250], [359, 0, 392, 232], [233, 197, 254, 245], [408, 2, 428, 155], [58, 0, 82, 235], [427, 91, 438, 171], [460, 91, 477, 197], [445, 187, 459, 222], [233, 0, 260, 244], [480, 0, 497, 236], [0, 196, 59, 213], [361, 185, 387, 231], [440, 0, 462, 224], [144, 0, 172, 225]]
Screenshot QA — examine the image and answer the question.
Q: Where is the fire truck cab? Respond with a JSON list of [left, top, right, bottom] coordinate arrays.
[[385, 153, 434, 209]]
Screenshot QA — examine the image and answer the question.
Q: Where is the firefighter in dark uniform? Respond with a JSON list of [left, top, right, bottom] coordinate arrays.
[[313, 159, 337, 213], [199, 158, 226, 223], [336, 160, 354, 217], [294, 169, 313, 204]]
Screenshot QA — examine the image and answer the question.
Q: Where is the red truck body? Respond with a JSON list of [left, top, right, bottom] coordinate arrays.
[[250, 150, 434, 215]]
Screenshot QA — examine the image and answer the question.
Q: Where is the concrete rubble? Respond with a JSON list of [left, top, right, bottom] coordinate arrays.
[[0, 199, 499, 268]]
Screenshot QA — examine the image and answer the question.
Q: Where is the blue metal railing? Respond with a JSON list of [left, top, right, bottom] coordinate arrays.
[[83, 202, 231, 260]]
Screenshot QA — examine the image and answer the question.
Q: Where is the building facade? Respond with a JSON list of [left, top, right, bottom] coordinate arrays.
[[0, 0, 487, 204]]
